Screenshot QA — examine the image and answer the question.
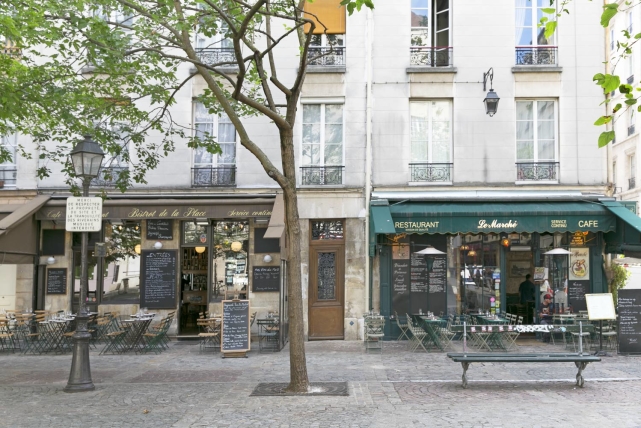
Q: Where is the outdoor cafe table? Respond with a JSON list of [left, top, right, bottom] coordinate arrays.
[[450, 324, 513, 351], [414, 315, 445, 351], [101, 317, 153, 354], [39, 318, 75, 353]]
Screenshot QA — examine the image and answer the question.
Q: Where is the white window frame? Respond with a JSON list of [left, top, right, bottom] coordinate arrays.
[[0, 133, 17, 187], [410, 0, 451, 48], [515, 0, 556, 47], [630, 153, 636, 180], [613, 160, 618, 186], [409, 100, 453, 164], [515, 99, 559, 162], [192, 101, 237, 169], [300, 99, 345, 185]]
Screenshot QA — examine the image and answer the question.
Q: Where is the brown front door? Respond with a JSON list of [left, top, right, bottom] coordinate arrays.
[[308, 220, 345, 340]]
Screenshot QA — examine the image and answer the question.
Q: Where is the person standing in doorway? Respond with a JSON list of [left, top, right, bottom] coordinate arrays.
[[519, 274, 536, 304]]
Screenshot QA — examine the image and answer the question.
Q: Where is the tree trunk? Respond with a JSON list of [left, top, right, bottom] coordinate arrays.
[[280, 129, 310, 393]]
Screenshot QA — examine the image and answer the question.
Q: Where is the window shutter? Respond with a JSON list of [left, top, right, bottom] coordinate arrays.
[[304, 0, 346, 35]]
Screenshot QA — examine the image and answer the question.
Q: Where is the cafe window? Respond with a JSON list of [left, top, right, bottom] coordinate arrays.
[[211, 221, 248, 302], [516, 100, 557, 163], [182, 221, 209, 245], [101, 221, 141, 304], [410, 100, 452, 164]]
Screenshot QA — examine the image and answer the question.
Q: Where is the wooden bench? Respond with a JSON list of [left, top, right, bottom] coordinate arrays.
[[447, 352, 601, 388]]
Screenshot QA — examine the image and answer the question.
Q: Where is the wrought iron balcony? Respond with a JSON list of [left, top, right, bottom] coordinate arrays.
[[409, 163, 452, 182], [516, 162, 560, 181], [196, 48, 236, 67], [629, 177, 636, 190], [515, 46, 558, 65], [0, 168, 17, 187], [629, 124, 636, 136], [409, 46, 453, 67], [192, 166, 236, 187], [300, 166, 344, 186], [307, 46, 345, 66], [91, 166, 128, 187]]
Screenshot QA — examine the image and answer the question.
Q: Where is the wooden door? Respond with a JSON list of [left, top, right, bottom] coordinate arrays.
[[308, 242, 345, 340]]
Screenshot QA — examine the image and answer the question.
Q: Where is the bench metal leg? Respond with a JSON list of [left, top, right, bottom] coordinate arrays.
[[575, 361, 588, 388], [461, 362, 470, 388]]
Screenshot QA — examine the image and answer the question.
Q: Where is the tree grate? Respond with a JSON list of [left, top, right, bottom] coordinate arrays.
[[250, 382, 349, 396]]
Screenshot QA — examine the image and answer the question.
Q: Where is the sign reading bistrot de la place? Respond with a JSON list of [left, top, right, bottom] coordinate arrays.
[[65, 197, 103, 232]]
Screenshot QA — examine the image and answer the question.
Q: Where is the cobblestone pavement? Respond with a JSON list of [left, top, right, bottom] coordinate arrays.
[[1, 339, 641, 427]]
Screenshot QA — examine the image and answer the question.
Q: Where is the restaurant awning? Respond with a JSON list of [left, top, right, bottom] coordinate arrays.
[[0, 195, 51, 264], [370, 200, 396, 234], [378, 200, 617, 234], [601, 200, 641, 233], [264, 193, 285, 239]]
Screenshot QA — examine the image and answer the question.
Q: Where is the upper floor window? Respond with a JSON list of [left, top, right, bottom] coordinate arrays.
[[304, 0, 346, 68], [409, 100, 452, 182], [301, 103, 344, 185], [629, 153, 636, 190], [515, 0, 557, 65], [410, 0, 452, 67], [0, 134, 17, 187], [92, 123, 129, 187], [192, 101, 236, 187], [516, 100, 559, 182]]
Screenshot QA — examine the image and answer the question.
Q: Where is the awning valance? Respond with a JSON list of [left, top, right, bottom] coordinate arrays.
[[381, 201, 617, 234], [370, 202, 396, 234], [602, 200, 641, 233], [0, 195, 50, 263]]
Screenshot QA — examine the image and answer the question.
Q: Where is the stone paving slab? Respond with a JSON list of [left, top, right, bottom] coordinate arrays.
[[1, 339, 641, 427]]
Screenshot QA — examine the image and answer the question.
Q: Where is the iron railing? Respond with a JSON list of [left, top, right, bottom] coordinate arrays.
[[516, 162, 560, 181], [629, 125, 636, 136], [515, 46, 558, 65], [629, 177, 636, 190], [192, 166, 236, 187], [409, 46, 453, 67], [300, 166, 344, 185], [91, 166, 128, 187], [307, 46, 345, 66], [0, 168, 17, 187], [409, 163, 453, 182], [196, 48, 236, 67]]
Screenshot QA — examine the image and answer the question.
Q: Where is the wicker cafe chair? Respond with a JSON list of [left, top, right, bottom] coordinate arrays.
[[394, 311, 411, 341]]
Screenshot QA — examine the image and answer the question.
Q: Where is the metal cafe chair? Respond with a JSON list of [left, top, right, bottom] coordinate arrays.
[[394, 311, 411, 341], [405, 314, 428, 352], [364, 316, 385, 353]]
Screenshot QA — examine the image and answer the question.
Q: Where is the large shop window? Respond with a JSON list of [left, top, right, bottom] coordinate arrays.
[[193, 101, 237, 186], [210, 221, 248, 302], [101, 222, 141, 304], [410, 100, 452, 182], [301, 103, 344, 185]]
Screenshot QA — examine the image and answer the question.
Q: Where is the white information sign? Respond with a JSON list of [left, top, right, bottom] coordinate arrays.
[[65, 197, 103, 232], [585, 293, 617, 321]]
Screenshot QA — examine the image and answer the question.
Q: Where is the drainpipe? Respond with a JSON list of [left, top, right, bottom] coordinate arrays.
[[364, 7, 374, 313]]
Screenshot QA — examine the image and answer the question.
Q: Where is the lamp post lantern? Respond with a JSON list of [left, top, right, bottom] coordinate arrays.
[[482, 68, 500, 117], [64, 135, 104, 393]]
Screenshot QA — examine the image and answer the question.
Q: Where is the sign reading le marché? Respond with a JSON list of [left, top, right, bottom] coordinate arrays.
[[66, 197, 103, 232]]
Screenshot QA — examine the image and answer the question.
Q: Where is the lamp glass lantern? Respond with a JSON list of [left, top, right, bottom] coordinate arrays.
[[70, 135, 105, 178], [483, 90, 500, 116]]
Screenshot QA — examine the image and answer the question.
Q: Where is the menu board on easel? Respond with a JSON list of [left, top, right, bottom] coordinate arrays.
[[618, 289, 641, 354], [221, 300, 250, 357]]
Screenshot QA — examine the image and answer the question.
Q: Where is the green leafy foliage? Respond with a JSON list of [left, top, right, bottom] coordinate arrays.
[[608, 262, 630, 306]]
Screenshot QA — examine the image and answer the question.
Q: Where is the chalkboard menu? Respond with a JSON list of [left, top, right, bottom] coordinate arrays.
[[252, 266, 280, 292], [46, 268, 67, 295], [146, 219, 173, 240], [427, 255, 447, 315], [618, 289, 641, 354], [568, 281, 588, 312], [140, 250, 177, 309], [221, 300, 251, 353], [392, 259, 410, 317]]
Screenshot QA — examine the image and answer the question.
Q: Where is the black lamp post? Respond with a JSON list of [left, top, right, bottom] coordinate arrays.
[[483, 67, 500, 117], [64, 135, 104, 393]]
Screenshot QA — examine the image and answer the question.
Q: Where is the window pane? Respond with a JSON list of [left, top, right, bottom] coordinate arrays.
[[218, 123, 236, 143], [538, 140, 555, 161], [537, 120, 554, 140], [432, 139, 450, 162], [435, 31, 449, 47], [324, 144, 343, 165], [302, 144, 320, 165], [537, 101, 554, 120], [303, 104, 321, 123], [436, 10, 449, 32], [326, 34, 344, 46], [194, 102, 213, 123], [411, 29, 429, 46], [303, 123, 320, 145], [516, 101, 533, 120], [517, 140, 534, 160], [217, 142, 236, 165], [411, 0, 429, 7], [194, 146, 213, 165], [516, 121, 534, 140], [325, 104, 343, 123], [325, 124, 343, 145], [436, 0, 449, 10], [195, 122, 213, 140], [411, 141, 428, 161], [432, 121, 450, 141], [317, 252, 336, 300], [411, 9, 429, 27], [311, 221, 344, 240], [432, 101, 451, 120], [516, 28, 533, 46]]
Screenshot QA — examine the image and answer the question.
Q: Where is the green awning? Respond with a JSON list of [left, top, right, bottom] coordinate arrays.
[[371, 203, 396, 234], [601, 200, 641, 233], [385, 201, 616, 234]]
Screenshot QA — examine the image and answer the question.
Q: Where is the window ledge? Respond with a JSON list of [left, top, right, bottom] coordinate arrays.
[[406, 66, 457, 74], [298, 184, 346, 189], [408, 181, 453, 186], [515, 180, 559, 185], [512, 66, 563, 73], [306, 66, 346, 74]]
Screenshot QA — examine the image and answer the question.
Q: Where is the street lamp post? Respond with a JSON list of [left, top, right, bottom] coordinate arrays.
[[64, 135, 104, 393]]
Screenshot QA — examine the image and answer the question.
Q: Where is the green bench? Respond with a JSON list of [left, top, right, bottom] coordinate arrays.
[[446, 352, 601, 388]]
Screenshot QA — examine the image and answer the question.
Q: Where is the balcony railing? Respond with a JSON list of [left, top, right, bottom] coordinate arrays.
[[409, 163, 452, 182], [300, 166, 344, 186], [196, 48, 236, 67], [515, 46, 558, 65], [629, 177, 636, 190], [307, 46, 345, 66], [409, 46, 453, 67], [192, 166, 236, 187], [0, 168, 17, 187], [516, 162, 560, 181], [91, 166, 128, 187], [629, 124, 636, 136]]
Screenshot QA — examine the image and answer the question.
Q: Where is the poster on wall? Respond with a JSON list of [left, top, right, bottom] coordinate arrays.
[[569, 247, 590, 281]]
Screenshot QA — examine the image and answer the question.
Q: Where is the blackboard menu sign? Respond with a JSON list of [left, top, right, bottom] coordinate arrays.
[[618, 289, 641, 354], [409, 254, 428, 314], [392, 260, 410, 317], [568, 281, 588, 312], [146, 219, 173, 240], [221, 300, 251, 353], [252, 266, 280, 292], [427, 255, 447, 316], [140, 250, 177, 309], [46, 268, 67, 295]]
